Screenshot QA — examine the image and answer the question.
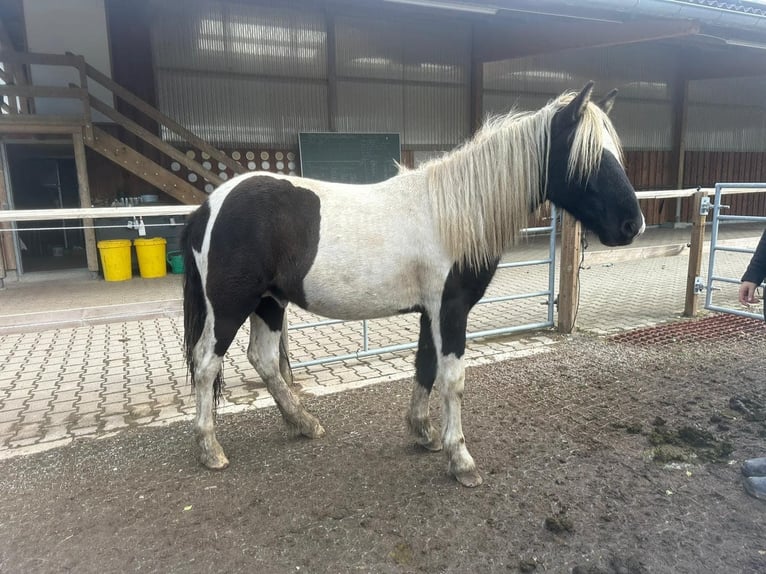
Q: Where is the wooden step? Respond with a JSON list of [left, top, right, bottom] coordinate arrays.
[[86, 126, 208, 205]]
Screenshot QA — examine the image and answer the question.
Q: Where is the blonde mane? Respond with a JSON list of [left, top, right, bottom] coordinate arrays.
[[419, 92, 623, 269]]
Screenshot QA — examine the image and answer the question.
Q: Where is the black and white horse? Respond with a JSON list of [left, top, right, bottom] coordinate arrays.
[[182, 82, 645, 487]]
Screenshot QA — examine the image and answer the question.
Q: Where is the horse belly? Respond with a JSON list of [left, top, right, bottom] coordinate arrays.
[[301, 260, 426, 321]]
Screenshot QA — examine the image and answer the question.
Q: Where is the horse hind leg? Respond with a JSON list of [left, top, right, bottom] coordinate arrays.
[[407, 312, 442, 452], [192, 320, 230, 470], [248, 298, 325, 439]]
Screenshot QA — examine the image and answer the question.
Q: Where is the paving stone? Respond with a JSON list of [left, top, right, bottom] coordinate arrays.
[[1, 398, 27, 412], [21, 409, 48, 425], [69, 426, 99, 437], [12, 423, 42, 441], [102, 415, 128, 431]]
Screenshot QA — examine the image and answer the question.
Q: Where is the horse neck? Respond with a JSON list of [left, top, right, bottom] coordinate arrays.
[[424, 110, 550, 270]]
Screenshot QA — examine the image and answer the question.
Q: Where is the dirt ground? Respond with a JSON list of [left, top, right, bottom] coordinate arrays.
[[1, 327, 766, 574]]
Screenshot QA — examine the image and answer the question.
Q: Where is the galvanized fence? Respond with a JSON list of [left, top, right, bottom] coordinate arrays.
[[704, 182, 766, 320], [290, 207, 559, 368], [1, 204, 559, 368]]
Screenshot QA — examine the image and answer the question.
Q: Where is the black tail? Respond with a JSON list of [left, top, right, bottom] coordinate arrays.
[[181, 209, 224, 402]]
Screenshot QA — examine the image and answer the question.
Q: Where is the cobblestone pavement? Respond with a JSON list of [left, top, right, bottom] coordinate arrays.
[[0, 223, 762, 459]]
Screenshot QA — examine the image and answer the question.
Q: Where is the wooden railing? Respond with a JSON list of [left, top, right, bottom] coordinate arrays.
[[0, 49, 248, 274], [0, 50, 245, 200], [81, 61, 245, 177]]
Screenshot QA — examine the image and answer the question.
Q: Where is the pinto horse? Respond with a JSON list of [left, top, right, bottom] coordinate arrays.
[[182, 82, 645, 487]]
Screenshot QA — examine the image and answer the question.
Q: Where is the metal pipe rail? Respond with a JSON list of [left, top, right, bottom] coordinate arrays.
[[704, 182, 766, 321], [291, 208, 558, 369]]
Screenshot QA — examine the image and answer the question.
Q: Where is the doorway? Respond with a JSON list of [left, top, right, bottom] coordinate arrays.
[[7, 144, 87, 273]]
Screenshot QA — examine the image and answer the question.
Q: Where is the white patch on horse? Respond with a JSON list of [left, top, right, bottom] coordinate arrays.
[[439, 352, 480, 485], [601, 124, 621, 165], [299, 173, 452, 320], [600, 125, 646, 236], [247, 312, 324, 438]]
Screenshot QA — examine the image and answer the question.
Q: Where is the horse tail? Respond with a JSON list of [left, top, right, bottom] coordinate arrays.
[[181, 209, 224, 402]]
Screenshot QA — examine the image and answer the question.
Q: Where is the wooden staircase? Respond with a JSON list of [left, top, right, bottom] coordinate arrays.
[[0, 51, 246, 205], [0, 50, 247, 273]]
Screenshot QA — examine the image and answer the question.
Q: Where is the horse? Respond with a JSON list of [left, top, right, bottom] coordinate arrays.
[[181, 82, 645, 487]]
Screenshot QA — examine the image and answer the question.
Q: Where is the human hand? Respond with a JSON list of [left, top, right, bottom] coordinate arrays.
[[739, 281, 760, 305]]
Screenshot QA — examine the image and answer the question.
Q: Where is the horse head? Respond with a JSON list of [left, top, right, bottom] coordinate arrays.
[[546, 82, 645, 247]]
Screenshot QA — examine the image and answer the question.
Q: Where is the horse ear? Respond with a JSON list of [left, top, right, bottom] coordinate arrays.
[[596, 88, 618, 115], [561, 81, 595, 125]]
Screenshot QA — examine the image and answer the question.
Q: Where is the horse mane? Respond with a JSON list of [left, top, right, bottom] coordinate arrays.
[[419, 91, 623, 269]]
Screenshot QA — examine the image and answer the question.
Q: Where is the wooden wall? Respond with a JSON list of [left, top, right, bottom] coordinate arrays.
[[613, 150, 766, 226], [681, 151, 766, 222], [624, 150, 676, 226]]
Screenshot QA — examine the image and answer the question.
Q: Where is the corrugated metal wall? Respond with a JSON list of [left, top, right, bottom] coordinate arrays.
[[151, 1, 328, 147], [483, 43, 676, 151], [687, 76, 766, 152], [334, 16, 470, 148], [150, 1, 471, 150]]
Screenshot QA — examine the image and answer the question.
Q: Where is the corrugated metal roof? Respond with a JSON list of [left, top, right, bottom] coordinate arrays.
[[680, 0, 766, 17]]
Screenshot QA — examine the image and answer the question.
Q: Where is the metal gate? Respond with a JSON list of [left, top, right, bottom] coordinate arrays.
[[289, 207, 559, 369], [704, 182, 766, 320]]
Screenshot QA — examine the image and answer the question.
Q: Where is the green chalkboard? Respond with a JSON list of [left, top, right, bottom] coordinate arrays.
[[298, 132, 401, 184]]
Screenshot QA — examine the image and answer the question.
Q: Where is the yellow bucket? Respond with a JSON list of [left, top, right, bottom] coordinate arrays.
[[97, 239, 132, 282], [133, 237, 168, 279]]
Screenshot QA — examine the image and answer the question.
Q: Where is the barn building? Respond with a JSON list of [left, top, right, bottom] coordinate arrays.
[[0, 0, 765, 277]]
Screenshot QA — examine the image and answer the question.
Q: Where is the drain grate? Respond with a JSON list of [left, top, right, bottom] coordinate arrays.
[[611, 313, 766, 345]]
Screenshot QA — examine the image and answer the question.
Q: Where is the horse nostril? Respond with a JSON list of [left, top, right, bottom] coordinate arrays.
[[621, 219, 638, 237]]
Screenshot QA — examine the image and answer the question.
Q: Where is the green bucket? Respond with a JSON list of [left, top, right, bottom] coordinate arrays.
[[167, 250, 185, 274]]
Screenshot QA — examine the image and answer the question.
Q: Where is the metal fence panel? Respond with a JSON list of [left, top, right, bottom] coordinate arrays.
[[705, 183, 766, 319]]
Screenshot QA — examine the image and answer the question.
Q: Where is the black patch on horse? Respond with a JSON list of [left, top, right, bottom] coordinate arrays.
[[206, 176, 321, 353], [255, 296, 286, 332], [415, 312, 437, 392], [439, 261, 499, 358]]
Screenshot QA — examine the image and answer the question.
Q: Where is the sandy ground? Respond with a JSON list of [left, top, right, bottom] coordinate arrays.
[[1, 330, 765, 574]]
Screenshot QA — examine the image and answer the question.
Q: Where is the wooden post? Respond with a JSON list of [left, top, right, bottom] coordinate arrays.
[[558, 211, 582, 333], [683, 190, 707, 317], [0, 140, 15, 285], [470, 24, 484, 133], [73, 132, 99, 273], [76, 55, 93, 143], [670, 72, 689, 225]]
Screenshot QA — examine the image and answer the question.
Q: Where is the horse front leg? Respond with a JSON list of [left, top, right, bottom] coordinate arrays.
[[439, 351, 482, 487], [407, 312, 442, 452]]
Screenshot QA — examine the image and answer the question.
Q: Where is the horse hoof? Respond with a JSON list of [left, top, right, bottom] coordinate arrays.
[[415, 436, 443, 452], [288, 415, 325, 439], [199, 452, 229, 470], [303, 421, 325, 439], [452, 468, 483, 487]]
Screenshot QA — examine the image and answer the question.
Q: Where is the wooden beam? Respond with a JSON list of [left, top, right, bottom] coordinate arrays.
[[0, 84, 85, 100], [0, 114, 83, 134], [474, 18, 700, 62], [0, 141, 15, 281], [73, 133, 99, 273], [684, 191, 707, 317], [88, 95, 224, 187], [470, 23, 484, 133], [669, 70, 689, 225], [84, 63, 245, 175], [0, 50, 80, 67], [86, 126, 208, 205], [558, 211, 582, 334]]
